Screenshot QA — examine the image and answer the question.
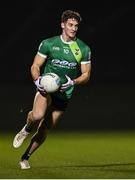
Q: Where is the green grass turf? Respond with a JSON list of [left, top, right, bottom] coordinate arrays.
[[1, 130, 135, 179]]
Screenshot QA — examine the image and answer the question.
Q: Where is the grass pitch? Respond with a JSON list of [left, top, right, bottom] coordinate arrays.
[[1, 130, 135, 179]]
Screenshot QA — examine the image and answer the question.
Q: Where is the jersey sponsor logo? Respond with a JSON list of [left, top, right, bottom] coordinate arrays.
[[52, 46, 60, 51], [52, 59, 77, 69]]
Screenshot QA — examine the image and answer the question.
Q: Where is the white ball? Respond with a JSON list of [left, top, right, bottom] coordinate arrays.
[[40, 73, 61, 93]]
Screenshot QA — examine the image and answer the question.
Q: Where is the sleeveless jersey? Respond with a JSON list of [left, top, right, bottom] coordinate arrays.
[[37, 35, 91, 100]]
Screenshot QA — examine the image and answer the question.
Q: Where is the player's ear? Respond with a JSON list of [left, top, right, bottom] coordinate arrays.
[[61, 22, 65, 29]]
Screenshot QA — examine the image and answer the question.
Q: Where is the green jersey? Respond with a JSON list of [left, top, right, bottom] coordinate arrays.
[[37, 35, 91, 100]]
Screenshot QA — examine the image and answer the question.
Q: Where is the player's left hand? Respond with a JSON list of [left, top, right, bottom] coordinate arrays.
[[60, 75, 75, 92]]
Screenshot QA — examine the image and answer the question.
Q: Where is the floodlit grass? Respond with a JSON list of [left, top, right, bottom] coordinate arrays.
[[1, 130, 135, 178]]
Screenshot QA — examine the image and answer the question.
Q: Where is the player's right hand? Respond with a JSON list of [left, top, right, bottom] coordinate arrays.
[[34, 76, 46, 94]]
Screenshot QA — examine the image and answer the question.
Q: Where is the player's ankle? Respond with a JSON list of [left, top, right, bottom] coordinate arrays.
[[21, 153, 31, 160], [25, 124, 34, 133]]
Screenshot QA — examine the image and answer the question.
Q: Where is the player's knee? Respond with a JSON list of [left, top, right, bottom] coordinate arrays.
[[32, 111, 44, 122]]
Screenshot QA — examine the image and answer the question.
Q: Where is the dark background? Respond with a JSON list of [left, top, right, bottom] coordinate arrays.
[[0, 0, 135, 132]]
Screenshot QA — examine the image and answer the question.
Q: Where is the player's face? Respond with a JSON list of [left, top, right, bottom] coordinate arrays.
[[61, 18, 79, 41]]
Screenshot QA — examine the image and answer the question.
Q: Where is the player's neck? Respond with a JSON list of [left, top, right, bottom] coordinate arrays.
[[61, 34, 75, 44]]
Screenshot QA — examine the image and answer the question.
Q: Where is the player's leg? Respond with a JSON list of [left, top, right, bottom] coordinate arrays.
[[20, 108, 64, 169], [13, 92, 51, 148], [25, 91, 51, 132]]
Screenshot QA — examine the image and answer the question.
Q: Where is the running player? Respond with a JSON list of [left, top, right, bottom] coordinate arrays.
[[13, 9, 92, 169]]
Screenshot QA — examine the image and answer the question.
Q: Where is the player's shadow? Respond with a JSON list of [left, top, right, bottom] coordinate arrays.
[[63, 162, 135, 172], [66, 162, 135, 168], [39, 162, 135, 169], [37, 162, 135, 173]]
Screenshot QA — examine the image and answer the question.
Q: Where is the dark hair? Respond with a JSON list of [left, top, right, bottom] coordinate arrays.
[[61, 10, 82, 24]]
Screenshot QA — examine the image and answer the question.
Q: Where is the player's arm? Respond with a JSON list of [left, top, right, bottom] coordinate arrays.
[[74, 62, 91, 85], [60, 62, 91, 92], [31, 54, 47, 81], [31, 54, 47, 93]]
